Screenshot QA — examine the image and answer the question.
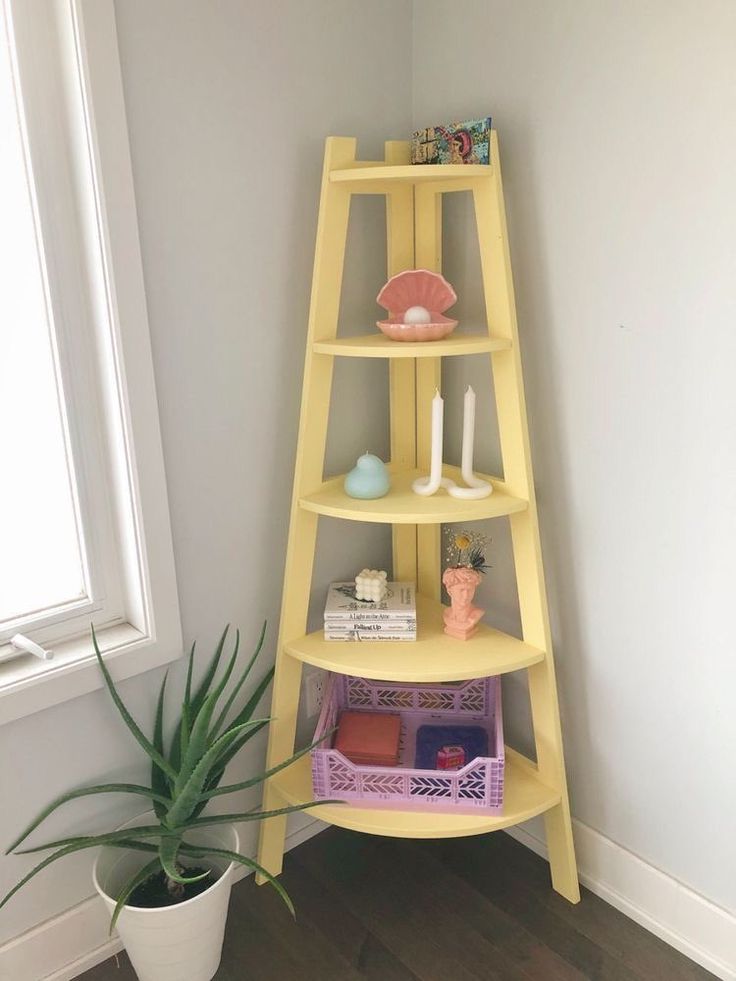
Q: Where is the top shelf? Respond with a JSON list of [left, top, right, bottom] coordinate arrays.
[[313, 333, 510, 359], [330, 163, 493, 186]]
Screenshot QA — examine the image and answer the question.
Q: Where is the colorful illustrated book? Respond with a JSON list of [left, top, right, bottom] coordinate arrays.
[[411, 116, 492, 165]]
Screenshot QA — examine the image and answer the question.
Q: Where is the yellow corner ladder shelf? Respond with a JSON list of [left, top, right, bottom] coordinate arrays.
[[256, 133, 580, 903]]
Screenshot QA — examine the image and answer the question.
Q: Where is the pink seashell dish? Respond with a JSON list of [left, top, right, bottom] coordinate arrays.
[[376, 269, 458, 342]]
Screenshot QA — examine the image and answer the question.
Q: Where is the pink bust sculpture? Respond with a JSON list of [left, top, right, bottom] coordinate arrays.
[[442, 566, 484, 640]]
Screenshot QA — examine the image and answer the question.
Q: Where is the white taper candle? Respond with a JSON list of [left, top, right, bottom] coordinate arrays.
[[461, 385, 475, 479], [430, 388, 443, 485], [411, 388, 446, 496], [449, 383, 493, 499]]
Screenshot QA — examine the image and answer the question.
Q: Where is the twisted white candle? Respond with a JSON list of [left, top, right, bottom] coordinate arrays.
[[461, 384, 476, 480], [411, 386, 493, 499], [448, 385, 493, 499], [412, 389, 445, 496]]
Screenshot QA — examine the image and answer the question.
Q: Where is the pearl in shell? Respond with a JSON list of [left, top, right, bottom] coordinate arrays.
[[403, 305, 431, 324]]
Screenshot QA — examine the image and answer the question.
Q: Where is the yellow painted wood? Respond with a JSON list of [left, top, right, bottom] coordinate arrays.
[[257, 137, 354, 882], [258, 133, 578, 903], [330, 163, 493, 186], [299, 465, 526, 524], [270, 749, 560, 839], [313, 333, 510, 358], [473, 131, 580, 902], [284, 594, 544, 681], [385, 140, 417, 586]]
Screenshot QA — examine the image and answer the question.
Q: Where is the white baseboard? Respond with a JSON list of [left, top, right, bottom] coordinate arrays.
[[506, 819, 736, 981], [0, 813, 325, 981]]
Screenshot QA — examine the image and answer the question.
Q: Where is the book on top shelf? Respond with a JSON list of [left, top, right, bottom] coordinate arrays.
[[324, 581, 416, 621]]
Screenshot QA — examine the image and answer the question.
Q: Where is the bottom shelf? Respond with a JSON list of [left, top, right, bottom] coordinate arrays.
[[270, 748, 560, 839]]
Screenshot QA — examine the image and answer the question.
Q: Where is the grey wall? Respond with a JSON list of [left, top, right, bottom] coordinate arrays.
[[0, 0, 410, 946], [413, 0, 736, 913]]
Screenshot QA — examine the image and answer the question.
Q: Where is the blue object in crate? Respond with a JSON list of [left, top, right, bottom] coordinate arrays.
[[415, 724, 490, 770]]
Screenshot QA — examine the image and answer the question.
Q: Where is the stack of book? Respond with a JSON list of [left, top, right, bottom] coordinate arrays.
[[324, 581, 417, 641]]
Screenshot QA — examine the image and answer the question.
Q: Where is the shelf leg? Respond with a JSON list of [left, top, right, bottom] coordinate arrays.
[[257, 136, 354, 882], [474, 134, 579, 902], [256, 649, 305, 881], [542, 802, 580, 902], [256, 510, 318, 882]]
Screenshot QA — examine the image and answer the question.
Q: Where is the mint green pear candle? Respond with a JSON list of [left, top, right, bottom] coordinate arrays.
[[344, 453, 391, 499]]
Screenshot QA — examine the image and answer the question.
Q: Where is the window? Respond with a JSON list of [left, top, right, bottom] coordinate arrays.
[[0, 0, 182, 724]]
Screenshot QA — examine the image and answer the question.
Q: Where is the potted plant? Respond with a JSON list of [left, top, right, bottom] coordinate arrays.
[[1, 625, 326, 981]]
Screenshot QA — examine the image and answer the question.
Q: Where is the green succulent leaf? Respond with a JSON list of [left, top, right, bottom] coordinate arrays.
[[107, 840, 160, 855], [91, 626, 176, 782], [170, 642, 196, 772], [171, 627, 228, 774], [201, 732, 331, 801], [151, 671, 170, 820], [16, 826, 180, 856], [190, 719, 270, 819], [0, 844, 89, 912], [1, 837, 160, 912], [186, 800, 341, 830], [189, 626, 230, 718], [179, 697, 190, 770], [184, 641, 195, 706], [164, 720, 267, 829], [179, 843, 294, 917], [209, 621, 267, 739], [5, 785, 172, 855], [210, 718, 269, 776], [110, 858, 161, 934], [158, 835, 209, 886], [174, 630, 242, 797], [216, 664, 274, 742], [14, 751, 290, 857]]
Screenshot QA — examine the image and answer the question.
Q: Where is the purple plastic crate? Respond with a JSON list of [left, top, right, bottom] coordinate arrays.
[[311, 675, 504, 814]]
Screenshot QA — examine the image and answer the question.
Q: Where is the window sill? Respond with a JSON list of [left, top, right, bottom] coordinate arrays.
[[0, 624, 182, 726]]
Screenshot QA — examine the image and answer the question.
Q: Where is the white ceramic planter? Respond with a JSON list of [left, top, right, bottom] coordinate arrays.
[[93, 812, 238, 981]]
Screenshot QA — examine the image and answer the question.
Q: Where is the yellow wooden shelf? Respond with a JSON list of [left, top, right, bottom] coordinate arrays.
[[313, 333, 511, 359], [258, 134, 579, 903], [271, 749, 560, 839], [285, 594, 543, 681], [330, 163, 493, 186], [299, 465, 527, 525]]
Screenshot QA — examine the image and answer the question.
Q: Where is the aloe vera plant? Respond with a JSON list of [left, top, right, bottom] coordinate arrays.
[[1, 624, 325, 930]]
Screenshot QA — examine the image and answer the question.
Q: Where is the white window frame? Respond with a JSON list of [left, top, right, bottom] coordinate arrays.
[[0, 0, 182, 725]]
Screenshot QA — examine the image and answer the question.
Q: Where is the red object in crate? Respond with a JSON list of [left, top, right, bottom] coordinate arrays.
[[334, 710, 401, 767], [436, 745, 466, 770]]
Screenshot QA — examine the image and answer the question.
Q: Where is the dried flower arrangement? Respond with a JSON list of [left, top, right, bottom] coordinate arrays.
[[444, 529, 491, 573]]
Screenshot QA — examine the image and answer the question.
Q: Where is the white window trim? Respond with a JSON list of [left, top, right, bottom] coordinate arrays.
[[0, 0, 182, 725]]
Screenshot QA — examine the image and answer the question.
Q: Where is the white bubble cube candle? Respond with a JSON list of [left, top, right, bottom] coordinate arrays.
[[355, 569, 388, 602]]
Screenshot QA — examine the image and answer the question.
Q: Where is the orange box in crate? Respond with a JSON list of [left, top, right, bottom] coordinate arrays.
[[334, 711, 401, 766]]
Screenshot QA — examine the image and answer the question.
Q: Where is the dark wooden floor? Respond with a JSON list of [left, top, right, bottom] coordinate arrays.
[[81, 828, 714, 981]]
